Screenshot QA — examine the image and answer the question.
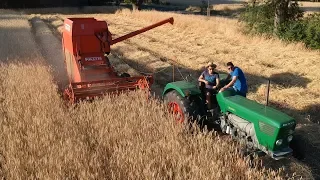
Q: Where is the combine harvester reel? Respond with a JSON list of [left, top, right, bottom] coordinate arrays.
[[62, 17, 174, 103]]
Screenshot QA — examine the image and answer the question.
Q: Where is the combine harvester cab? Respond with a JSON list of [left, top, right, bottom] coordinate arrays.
[[62, 17, 174, 103]]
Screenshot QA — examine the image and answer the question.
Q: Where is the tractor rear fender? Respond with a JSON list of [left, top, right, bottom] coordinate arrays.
[[162, 81, 201, 98]]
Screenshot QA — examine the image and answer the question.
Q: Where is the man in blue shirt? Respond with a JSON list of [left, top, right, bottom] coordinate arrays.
[[219, 62, 248, 97]]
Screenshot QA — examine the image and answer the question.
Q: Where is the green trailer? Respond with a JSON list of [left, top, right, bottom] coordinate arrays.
[[162, 74, 296, 160]]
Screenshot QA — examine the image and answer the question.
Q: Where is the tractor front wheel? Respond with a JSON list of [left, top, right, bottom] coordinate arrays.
[[164, 90, 199, 123]]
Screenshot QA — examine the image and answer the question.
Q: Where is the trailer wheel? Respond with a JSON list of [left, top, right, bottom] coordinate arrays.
[[164, 90, 199, 123]]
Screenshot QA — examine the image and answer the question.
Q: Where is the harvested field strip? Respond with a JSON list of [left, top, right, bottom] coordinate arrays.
[[0, 13, 42, 62], [0, 63, 286, 179], [30, 17, 68, 89]]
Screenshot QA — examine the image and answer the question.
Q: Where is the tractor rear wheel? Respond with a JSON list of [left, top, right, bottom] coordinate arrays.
[[164, 90, 199, 123]]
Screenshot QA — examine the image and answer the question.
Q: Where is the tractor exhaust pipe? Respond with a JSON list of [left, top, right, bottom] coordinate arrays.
[[265, 79, 270, 106]]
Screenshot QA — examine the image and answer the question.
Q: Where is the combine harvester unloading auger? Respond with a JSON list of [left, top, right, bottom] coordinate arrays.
[[62, 17, 174, 103]]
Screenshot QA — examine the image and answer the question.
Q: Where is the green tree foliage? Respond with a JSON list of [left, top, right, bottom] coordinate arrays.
[[240, 2, 320, 49], [304, 13, 320, 49], [240, 3, 275, 34]]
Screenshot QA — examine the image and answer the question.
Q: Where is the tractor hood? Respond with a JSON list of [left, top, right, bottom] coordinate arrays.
[[217, 90, 295, 128], [217, 90, 296, 152]]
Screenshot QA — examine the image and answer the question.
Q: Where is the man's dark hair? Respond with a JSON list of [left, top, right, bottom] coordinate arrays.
[[226, 62, 234, 67]]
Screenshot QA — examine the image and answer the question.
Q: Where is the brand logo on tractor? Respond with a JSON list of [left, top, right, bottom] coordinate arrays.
[[282, 121, 295, 127], [85, 57, 103, 61]]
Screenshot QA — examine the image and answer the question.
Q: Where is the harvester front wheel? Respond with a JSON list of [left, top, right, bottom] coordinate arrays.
[[164, 90, 199, 123]]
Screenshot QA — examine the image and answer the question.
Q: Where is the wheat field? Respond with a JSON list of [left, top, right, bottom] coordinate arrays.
[[34, 9, 320, 178], [0, 6, 318, 179]]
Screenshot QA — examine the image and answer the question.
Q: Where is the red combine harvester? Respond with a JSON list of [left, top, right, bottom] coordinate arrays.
[[62, 17, 174, 103]]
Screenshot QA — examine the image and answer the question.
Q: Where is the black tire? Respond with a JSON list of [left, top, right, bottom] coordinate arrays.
[[163, 90, 200, 123], [290, 134, 306, 160]]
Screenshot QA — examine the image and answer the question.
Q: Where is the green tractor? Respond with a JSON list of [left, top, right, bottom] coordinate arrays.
[[162, 73, 296, 160]]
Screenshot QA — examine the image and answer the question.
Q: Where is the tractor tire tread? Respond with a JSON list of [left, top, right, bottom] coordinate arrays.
[[164, 90, 199, 122]]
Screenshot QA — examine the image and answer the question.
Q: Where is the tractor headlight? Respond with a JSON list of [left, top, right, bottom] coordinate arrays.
[[287, 135, 293, 142], [276, 139, 283, 146]]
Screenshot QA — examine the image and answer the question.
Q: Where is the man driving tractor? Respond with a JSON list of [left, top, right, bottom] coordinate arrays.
[[198, 62, 220, 110]]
